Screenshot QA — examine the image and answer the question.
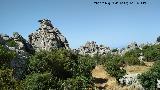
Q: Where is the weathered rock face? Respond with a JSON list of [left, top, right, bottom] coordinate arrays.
[[116, 42, 141, 56], [76, 41, 111, 56], [75, 41, 146, 57], [0, 32, 33, 80], [29, 19, 69, 51], [119, 73, 144, 90], [13, 32, 34, 53], [11, 32, 33, 79], [119, 74, 139, 86]]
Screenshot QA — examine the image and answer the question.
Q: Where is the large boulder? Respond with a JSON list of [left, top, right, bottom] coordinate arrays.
[[28, 19, 69, 51]]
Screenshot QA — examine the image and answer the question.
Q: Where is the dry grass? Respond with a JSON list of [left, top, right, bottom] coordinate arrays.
[[92, 65, 109, 79], [124, 65, 151, 74], [124, 61, 154, 74], [91, 62, 154, 90]]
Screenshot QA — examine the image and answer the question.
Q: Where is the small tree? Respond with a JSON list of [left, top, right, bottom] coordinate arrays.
[[157, 36, 160, 42], [142, 45, 160, 61], [6, 39, 17, 47], [101, 54, 126, 80], [123, 48, 142, 65]]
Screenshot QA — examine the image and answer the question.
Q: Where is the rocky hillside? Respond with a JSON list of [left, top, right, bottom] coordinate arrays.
[[1, 19, 160, 90], [0, 19, 70, 80]]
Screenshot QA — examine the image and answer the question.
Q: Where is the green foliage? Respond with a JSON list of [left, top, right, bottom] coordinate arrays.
[[0, 45, 16, 68], [100, 54, 126, 80], [5, 39, 17, 47], [61, 76, 92, 90], [142, 45, 160, 61], [123, 48, 142, 65], [0, 69, 16, 90], [28, 49, 96, 89], [112, 48, 118, 52], [138, 61, 160, 90], [23, 72, 54, 90], [29, 49, 75, 79], [13, 32, 18, 36], [157, 36, 160, 42], [0, 45, 19, 90], [75, 55, 96, 77]]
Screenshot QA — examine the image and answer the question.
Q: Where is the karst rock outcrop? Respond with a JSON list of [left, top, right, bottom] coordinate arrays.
[[0, 19, 70, 79], [0, 32, 33, 80], [75, 41, 111, 56], [28, 19, 69, 51]]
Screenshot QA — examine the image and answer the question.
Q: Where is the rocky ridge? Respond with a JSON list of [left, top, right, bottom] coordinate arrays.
[[75, 41, 146, 56]]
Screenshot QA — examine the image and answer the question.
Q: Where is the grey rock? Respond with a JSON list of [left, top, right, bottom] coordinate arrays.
[[157, 79, 160, 89], [12, 32, 34, 53], [119, 73, 144, 90], [0, 32, 34, 80], [75, 41, 111, 56], [2, 34, 9, 40], [29, 19, 69, 51]]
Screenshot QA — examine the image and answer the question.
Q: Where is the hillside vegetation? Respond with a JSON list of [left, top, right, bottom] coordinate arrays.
[[0, 19, 160, 89], [0, 41, 160, 89]]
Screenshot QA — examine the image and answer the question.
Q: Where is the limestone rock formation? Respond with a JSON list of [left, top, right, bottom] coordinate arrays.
[[29, 19, 69, 51], [0, 32, 33, 80], [13, 32, 34, 53], [119, 74, 144, 90], [117, 42, 140, 56], [2, 34, 9, 41], [75, 41, 145, 57], [76, 41, 111, 56], [11, 32, 33, 79]]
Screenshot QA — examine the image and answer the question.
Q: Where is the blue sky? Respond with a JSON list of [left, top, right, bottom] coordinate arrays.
[[0, 0, 160, 48]]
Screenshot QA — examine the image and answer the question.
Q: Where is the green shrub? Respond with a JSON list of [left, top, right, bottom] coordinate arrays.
[[138, 61, 160, 90], [112, 48, 118, 52], [100, 54, 126, 80], [75, 55, 96, 77], [23, 72, 54, 90], [28, 49, 96, 89], [142, 45, 160, 61], [123, 49, 142, 65], [157, 36, 160, 42], [0, 45, 16, 68], [0, 69, 16, 90], [61, 76, 92, 90], [28, 49, 76, 79], [6, 39, 17, 47]]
